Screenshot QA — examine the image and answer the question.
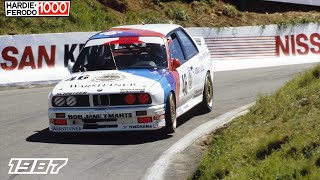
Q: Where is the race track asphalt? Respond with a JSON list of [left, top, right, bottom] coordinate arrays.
[[0, 63, 317, 180]]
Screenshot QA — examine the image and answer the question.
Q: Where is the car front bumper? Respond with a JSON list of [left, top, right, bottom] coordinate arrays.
[[48, 104, 166, 132]]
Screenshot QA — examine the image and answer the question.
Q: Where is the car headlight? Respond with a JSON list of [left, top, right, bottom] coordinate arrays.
[[66, 96, 77, 106], [53, 96, 66, 107], [52, 96, 77, 107]]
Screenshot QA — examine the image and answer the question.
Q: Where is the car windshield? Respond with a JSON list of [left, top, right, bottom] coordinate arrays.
[[73, 37, 167, 72]]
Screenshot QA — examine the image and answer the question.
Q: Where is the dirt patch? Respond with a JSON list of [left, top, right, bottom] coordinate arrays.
[[162, 135, 210, 180], [163, 125, 229, 180], [97, 0, 320, 27]]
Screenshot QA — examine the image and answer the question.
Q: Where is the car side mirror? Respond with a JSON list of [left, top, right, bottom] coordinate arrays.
[[67, 61, 75, 74], [171, 58, 181, 70]]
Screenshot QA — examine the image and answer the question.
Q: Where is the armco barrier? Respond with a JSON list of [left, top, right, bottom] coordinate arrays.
[[1, 23, 320, 85]]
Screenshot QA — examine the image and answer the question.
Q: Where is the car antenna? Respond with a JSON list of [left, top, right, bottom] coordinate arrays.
[[108, 43, 118, 70]]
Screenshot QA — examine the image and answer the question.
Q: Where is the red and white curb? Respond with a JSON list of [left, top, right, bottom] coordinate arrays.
[[142, 102, 255, 180]]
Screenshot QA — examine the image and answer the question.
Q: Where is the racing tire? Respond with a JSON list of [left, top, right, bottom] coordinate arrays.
[[199, 72, 213, 114], [163, 92, 177, 134]]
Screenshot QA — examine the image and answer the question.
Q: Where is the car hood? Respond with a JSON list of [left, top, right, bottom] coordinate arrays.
[[52, 69, 169, 95]]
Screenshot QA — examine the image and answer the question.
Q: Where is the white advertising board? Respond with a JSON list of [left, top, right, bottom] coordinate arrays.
[[1, 23, 320, 85], [264, 0, 320, 6], [0, 32, 96, 85]]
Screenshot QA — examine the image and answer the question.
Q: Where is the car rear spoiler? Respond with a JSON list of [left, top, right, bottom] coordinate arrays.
[[192, 37, 207, 49]]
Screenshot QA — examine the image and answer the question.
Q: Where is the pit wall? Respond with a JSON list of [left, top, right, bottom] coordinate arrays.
[[0, 23, 320, 85]]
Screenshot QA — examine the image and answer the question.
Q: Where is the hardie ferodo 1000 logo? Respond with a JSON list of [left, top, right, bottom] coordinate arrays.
[[4, 1, 70, 17]]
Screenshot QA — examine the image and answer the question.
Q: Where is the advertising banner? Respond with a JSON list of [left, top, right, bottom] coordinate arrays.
[[0, 32, 96, 85], [1, 23, 320, 85], [187, 23, 320, 59], [264, 0, 320, 6]]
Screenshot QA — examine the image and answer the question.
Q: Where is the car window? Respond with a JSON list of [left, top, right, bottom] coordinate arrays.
[[177, 30, 198, 60], [168, 33, 186, 64], [73, 37, 167, 72]]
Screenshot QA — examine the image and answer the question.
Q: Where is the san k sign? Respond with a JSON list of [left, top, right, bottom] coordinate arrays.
[[4, 1, 71, 17], [8, 158, 68, 174]]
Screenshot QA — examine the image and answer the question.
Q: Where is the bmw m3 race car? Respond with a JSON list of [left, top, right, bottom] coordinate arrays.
[[48, 24, 213, 133]]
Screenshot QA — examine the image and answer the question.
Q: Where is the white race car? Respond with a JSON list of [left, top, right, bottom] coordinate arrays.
[[48, 24, 213, 134]]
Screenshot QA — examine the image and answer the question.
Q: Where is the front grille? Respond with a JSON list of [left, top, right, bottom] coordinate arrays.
[[53, 93, 151, 107], [93, 95, 109, 106]]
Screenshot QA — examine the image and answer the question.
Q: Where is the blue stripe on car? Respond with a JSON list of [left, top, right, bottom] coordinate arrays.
[[155, 69, 176, 101], [119, 69, 176, 102]]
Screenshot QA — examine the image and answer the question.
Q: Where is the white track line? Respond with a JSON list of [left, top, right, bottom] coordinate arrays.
[[142, 102, 255, 180]]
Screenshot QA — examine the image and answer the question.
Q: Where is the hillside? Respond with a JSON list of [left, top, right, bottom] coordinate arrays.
[[0, 0, 320, 35]]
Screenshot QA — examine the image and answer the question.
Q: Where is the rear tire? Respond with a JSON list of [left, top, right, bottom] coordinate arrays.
[[163, 92, 177, 134], [199, 73, 213, 114]]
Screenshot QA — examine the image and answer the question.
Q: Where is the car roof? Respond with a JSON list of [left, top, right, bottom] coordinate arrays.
[[90, 24, 181, 40], [113, 24, 181, 35]]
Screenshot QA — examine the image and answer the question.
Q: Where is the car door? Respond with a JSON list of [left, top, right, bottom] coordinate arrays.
[[176, 29, 205, 100], [168, 32, 191, 107]]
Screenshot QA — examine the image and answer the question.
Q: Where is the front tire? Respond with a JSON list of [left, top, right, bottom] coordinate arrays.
[[163, 92, 177, 134], [199, 72, 213, 114]]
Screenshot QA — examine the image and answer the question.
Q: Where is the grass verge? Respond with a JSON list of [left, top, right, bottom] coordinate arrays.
[[0, 0, 123, 35], [192, 64, 320, 179]]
